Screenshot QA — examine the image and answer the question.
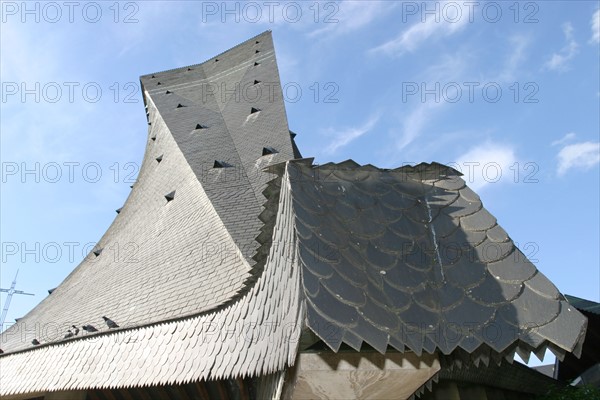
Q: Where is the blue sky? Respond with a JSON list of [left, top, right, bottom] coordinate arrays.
[[1, 1, 599, 365]]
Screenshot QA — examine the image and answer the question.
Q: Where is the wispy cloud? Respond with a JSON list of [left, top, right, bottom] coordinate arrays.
[[557, 141, 600, 175], [551, 132, 576, 147], [496, 35, 530, 83], [309, 1, 392, 38], [454, 141, 517, 191], [395, 102, 441, 151], [591, 8, 600, 44], [544, 22, 579, 71], [369, 1, 468, 57], [392, 54, 465, 151], [324, 113, 381, 154]]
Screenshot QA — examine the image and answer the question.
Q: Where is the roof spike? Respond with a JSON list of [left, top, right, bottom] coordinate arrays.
[[164, 191, 176, 202]]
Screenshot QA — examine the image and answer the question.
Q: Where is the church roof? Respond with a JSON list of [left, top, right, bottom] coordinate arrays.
[[0, 31, 587, 398]]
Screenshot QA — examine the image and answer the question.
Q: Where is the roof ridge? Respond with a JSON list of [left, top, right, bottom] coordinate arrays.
[[301, 159, 463, 177]]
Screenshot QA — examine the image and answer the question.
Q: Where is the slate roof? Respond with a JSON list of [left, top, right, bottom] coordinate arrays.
[[284, 161, 587, 361], [0, 31, 295, 354], [566, 295, 600, 315], [0, 31, 588, 398], [0, 178, 303, 392]]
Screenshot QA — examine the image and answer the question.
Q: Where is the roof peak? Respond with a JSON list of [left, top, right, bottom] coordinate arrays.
[[140, 30, 272, 79]]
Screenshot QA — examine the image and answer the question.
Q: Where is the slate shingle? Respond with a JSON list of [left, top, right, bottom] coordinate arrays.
[[285, 161, 587, 361]]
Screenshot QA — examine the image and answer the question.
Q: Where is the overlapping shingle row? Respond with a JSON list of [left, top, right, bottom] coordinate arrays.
[[0, 169, 303, 396], [285, 161, 586, 361]]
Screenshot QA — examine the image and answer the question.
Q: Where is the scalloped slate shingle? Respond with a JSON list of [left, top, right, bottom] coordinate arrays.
[[285, 161, 587, 360]]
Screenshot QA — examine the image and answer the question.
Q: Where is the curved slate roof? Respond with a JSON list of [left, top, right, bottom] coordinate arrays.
[[0, 176, 303, 392], [0, 31, 296, 354], [0, 31, 588, 398], [285, 161, 587, 360]]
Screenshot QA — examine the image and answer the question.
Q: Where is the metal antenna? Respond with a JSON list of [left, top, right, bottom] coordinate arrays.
[[0, 270, 34, 328]]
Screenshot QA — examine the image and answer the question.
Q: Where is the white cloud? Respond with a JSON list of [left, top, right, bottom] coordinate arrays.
[[544, 22, 579, 71], [324, 113, 380, 154], [453, 142, 517, 191], [369, 1, 468, 57], [309, 1, 392, 38], [591, 8, 600, 44], [551, 132, 576, 147], [557, 141, 600, 175]]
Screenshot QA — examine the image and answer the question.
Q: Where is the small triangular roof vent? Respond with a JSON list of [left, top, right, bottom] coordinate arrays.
[[213, 161, 232, 168], [250, 107, 261, 114], [165, 90, 172, 94], [164, 191, 176, 202], [156, 155, 163, 163], [262, 147, 278, 156], [195, 124, 207, 130], [93, 248, 103, 257], [254, 80, 261, 85], [116, 207, 123, 214], [254, 62, 260, 66], [176, 103, 185, 108], [255, 50, 260, 54]]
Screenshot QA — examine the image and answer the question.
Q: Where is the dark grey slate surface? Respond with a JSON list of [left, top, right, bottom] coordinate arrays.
[[283, 161, 587, 360]]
